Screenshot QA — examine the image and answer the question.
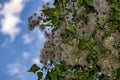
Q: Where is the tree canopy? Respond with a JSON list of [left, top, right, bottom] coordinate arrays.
[[28, 0, 120, 80]]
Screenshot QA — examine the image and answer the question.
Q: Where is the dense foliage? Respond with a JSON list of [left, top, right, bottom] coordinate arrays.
[[28, 0, 120, 80]]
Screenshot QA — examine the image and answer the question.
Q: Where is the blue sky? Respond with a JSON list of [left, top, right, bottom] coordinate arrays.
[[0, 0, 53, 80]]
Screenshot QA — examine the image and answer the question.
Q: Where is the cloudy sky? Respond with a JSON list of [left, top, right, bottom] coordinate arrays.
[[0, 0, 53, 80]]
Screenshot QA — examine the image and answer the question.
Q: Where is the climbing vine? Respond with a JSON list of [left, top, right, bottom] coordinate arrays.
[[28, 0, 120, 80]]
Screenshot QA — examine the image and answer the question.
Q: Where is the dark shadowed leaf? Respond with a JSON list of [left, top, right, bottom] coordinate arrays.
[[28, 64, 40, 73], [37, 72, 43, 80], [52, 27, 58, 32]]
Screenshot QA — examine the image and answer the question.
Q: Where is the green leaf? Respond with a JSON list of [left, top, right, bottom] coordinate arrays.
[[51, 17, 58, 26], [60, 72, 67, 77], [28, 64, 40, 73], [87, 75, 96, 80], [86, 53, 98, 63], [65, 27, 75, 33], [55, 64, 60, 73], [60, 11, 69, 16], [88, 37, 97, 48], [49, 72, 57, 80], [76, 0, 83, 7], [116, 68, 120, 78], [37, 72, 43, 80], [52, 27, 58, 32], [110, 3, 119, 11], [111, 0, 118, 2], [85, 0, 93, 6], [42, 8, 56, 17], [60, 61, 68, 71], [83, 15, 89, 24], [78, 39, 88, 49], [44, 22, 53, 26], [96, 51, 108, 59], [43, 18, 51, 22]]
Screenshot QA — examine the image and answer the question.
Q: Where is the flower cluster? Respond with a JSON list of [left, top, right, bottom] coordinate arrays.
[[28, 0, 120, 78]]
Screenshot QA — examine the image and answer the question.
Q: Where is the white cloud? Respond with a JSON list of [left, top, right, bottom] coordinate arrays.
[[22, 34, 33, 44], [32, 56, 44, 69], [10, 67, 20, 75], [22, 52, 30, 59], [0, 0, 25, 41], [32, 57, 40, 64], [7, 63, 21, 76], [7, 62, 27, 80], [32, 57, 40, 65], [37, 32, 45, 40], [0, 3, 2, 9], [43, 0, 52, 2]]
